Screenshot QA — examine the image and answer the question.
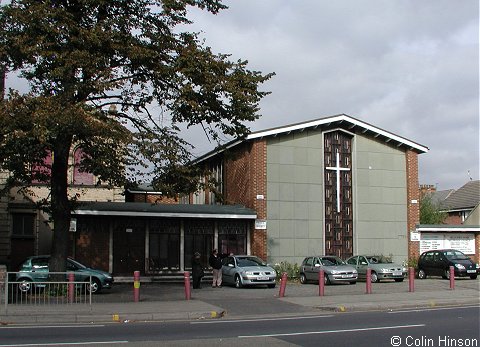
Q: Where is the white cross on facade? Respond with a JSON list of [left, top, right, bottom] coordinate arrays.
[[326, 152, 350, 213]]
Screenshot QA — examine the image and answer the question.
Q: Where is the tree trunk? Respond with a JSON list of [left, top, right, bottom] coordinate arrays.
[[49, 138, 72, 274]]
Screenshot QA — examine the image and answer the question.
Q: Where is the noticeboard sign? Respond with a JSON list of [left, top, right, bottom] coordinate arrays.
[[420, 233, 475, 254]]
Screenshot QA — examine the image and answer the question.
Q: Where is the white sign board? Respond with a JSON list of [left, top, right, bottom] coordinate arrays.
[[255, 219, 267, 230], [69, 218, 77, 232], [420, 233, 475, 254], [410, 231, 421, 241]]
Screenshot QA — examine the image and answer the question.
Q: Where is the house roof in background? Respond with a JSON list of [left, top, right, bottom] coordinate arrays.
[[72, 202, 257, 219], [430, 189, 455, 205], [439, 180, 480, 211], [193, 113, 429, 164]]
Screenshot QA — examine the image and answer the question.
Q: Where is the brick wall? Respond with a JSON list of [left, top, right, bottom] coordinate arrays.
[[224, 139, 268, 259], [406, 150, 421, 262], [131, 194, 179, 204], [444, 213, 463, 225]]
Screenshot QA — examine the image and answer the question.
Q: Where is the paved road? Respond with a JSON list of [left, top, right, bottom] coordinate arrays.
[[91, 277, 479, 317], [0, 306, 478, 346]]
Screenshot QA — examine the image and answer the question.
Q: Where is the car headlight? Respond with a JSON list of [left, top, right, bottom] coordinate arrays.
[[454, 264, 465, 270], [329, 270, 340, 275], [476, 264, 480, 269], [243, 271, 254, 276]]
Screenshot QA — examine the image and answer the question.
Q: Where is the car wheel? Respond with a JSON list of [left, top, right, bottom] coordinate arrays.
[[88, 278, 102, 294], [445, 269, 451, 280], [470, 275, 477, 280], [324, 274, 331, 285], [300, 273, 307, 284], [17, 278, 32, 293], [234, 275, 243, 288], [418, 269, 426, 279], [268, 283, 276, 288], [394, 278, 404, 282], [370, 271, 379, 283]]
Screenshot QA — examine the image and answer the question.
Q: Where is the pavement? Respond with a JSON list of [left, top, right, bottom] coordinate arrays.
[[0, 278, 478, 325]]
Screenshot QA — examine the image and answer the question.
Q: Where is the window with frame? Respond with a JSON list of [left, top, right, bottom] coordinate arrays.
[[73, 148, 95, 185], [12, 213, 35, 238]]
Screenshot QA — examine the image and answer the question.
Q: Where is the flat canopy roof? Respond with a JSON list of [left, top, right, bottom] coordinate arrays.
[[72, 202, 257, 219]]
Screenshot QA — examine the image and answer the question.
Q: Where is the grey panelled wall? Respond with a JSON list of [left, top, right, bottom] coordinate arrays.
[[355, 136, 408, 264], [266, 129, 409, 266], [266, 129, 324, 266]]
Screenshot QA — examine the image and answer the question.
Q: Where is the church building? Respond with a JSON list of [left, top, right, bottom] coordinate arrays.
[[192, 114, 429, 266]]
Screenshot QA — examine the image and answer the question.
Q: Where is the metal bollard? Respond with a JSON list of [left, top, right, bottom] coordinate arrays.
[[366, 268, 372, 294], [133, 271, 140, 302], [68, 272, 75, 303], [319, 270, 325, 296], [408, 267, 415, 292], [449, 266, 455, 290], [278, 272, 288, 297], [184, 271, 191, 300]]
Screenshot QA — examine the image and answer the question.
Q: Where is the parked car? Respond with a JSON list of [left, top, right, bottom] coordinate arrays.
[[16, 255, 114, 293], [221, 255, 276, 288], [417, 249, 479, 280], [300, 256, 358, 285], [346, 255, 406, 282]]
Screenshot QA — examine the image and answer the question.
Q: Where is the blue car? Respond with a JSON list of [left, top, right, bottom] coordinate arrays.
[[16, 255, 113, 293]]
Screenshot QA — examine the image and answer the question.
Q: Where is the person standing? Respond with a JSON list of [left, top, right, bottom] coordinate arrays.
[[191, 252, 204, 289], [209, 249, 223, 288]]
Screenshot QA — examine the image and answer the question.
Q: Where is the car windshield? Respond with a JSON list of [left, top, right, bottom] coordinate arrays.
[[320, 257, 345, 266], [444, 251, 470, 260], [367, 256, 392, 264], [237, 257, 266, 267], [68, 258, 87, 269]]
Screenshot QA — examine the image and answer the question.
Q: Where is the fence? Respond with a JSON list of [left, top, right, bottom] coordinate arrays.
[[3, 272, 92, 312]]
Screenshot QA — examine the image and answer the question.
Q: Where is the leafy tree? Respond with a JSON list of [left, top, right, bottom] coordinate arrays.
[[419, 194, 447, 224], [0, 0, 274, 273]]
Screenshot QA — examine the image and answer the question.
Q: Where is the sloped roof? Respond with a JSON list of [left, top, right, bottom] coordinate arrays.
[[72, 201, 257, 219], [194, 114, 428, 163], [440, 180, 480, 211], [430, 189, 455, 205]]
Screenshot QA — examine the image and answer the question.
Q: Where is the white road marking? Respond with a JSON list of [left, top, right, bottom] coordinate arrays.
[[0, 342, 128, 347], [191, 315, 334, 324], [0, 325, 105, 330], [388, 305, 480, 314], [238, 324, 425, 338]]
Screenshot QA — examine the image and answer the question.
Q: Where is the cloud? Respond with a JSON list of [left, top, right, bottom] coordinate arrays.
[[186, 0, 479, 189]]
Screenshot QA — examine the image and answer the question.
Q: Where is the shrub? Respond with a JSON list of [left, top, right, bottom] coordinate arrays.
[[273, 261, 300, 281]]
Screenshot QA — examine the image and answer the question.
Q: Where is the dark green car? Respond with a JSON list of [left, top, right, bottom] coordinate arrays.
[[16, 256, 113, 293]]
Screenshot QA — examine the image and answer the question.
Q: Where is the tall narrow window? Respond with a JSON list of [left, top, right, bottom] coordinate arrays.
[[31, 150, 52, 184], [324, 131, 354, 259], [73, 148, 94, 185], [12, 213, 35, 237]]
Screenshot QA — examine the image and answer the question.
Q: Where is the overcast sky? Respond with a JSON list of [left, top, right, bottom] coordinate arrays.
[[185, 0, 479, 191]]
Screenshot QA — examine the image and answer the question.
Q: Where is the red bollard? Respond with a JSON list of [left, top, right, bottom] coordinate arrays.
[[408, 267, 415, 292], [449, 266, 455, 290], [133, 271, 140, 302], [319, 270, 325, 296], [366, 268, 372, 294], [68, 272, 74, 304], [184, 271, 191, 300], [278, 272, 288, 297]]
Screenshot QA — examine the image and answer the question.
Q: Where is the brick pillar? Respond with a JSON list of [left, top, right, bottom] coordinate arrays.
[[251, 140, 267, 259], [406, 150, 420, 261]]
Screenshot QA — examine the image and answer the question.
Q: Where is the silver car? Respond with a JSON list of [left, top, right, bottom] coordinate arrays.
[[300, 256, 358, 285], [221, 255, 277, 288], [346, 255, 407, 283]]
